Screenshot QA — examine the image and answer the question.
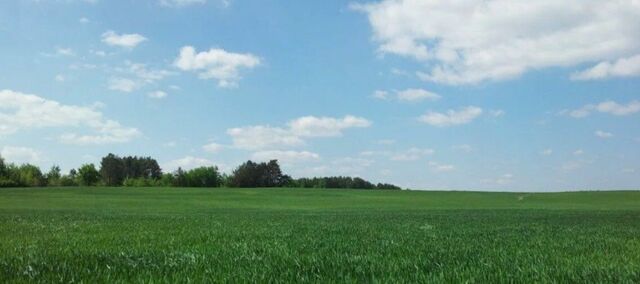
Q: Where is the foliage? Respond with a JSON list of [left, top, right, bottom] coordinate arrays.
[[0, 155, 401, 190], [290, 176, 401, 190], [45, 165, 62, 186], [77, 164, 100, 186], [100, 153, 162, 186], [229, 160, 290, 187], [0, 188, 639, 282]]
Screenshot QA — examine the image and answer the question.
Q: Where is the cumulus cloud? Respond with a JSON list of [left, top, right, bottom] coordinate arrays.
[[595, 130, 613, 138], [0, 146, 41, 164], [372, 90, 389, 100], [227, 126, 304, 150], [109, 62, 173, 93], [147, 91, 167, 99], [428, 161, 455, 172], [353, 0, 640, 85], [571, 54, 640, 80], [451, 144, 472, 153], [288, 115, 371, 137], [569, 100, 640, 118], [174, 46, 260, 88], [481, 174, 514, 185], [101, 30, 147, 48], [56, 47, 75, 56], [163, 156, 215, 171], [418, 106, 483, 127], [390, 147, 434, 161], [373, 88, 441, 102], [202, 142, 223, 153], [0, 89, 140, 145], [540, 149, 553, 156], [251, 150, 320, 164], [159, 0, 206, 7], [228, 115, 371, 150], [108, 78, 138, 92]]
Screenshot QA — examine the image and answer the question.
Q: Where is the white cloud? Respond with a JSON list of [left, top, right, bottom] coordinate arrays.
[[561, 161, 586, 171], [101, 30, 147, 48], [481, 173, 514, 185], [227, 126, 303, 150], [540, 149, 553, 156], [571, 54, 640, 80], [288, 115, 371, 137], [428, 161, 455, 172], [124, 62, 173, 83], [573, 149, 584, 156], [109, 62, 173, 93], [372, 90, 389, 100], [489, 110, 505, 117], [569, 100, 640, 118], [55, 74, 66, 82], [418, 106, 483, 127], [147, 91, 167, 99], [331, 157, 374, 175], [0, 89, 140, 144], [202, 142, 223, 153], [159, 0, 206, 7], [174, 46, 260, 88], [0, 146, 41, 164], [353, 0, 640, 85], [108, 78, 138, 92], [377, 139, 396, 145], [396, 88, 441, 102], [251, 150, 320, 164], [595, 130, 613, 138], [390, 147, 434, 161], [163, 156, 214, 171], [373, 88, 441, 102], [228, 115, 371, 150], [56, 48, 75, 56], [452, 144, 472, 153], [79, 17, 90, 24]]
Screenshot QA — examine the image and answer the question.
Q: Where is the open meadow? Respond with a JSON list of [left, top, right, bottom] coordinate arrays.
[[0, 187, 639, 282]]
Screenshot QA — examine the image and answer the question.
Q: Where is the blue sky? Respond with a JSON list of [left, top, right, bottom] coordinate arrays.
[[1, 0, 639, 191]]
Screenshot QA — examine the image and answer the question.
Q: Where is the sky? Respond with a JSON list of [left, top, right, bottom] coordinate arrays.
[[0, 0, 639, 191]]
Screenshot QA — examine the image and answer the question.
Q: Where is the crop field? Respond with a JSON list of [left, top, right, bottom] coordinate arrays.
[[0, 188, 639, 282]]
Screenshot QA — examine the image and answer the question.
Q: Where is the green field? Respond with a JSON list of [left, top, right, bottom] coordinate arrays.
[[1, 187, 639, 282]]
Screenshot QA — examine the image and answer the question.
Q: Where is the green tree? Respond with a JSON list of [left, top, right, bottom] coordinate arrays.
[[77, 164, 100, 186], [46, 165, 62, 186], [100, 153, 125, 186], [185, 166, 222, 187], [17, 164, 44, 187], [0, 154, 6, 178]]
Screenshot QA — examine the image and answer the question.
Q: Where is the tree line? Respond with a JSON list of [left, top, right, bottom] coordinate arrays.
[[0, 153, 401, 190]]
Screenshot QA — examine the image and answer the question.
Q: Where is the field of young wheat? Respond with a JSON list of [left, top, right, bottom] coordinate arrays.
[[0, 188, 639, 282]]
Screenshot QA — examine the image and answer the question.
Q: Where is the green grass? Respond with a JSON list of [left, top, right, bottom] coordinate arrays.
[[1, 187, 639, 282]]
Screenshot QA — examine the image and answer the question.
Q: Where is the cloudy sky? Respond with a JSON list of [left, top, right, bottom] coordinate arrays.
[[1, 0, 639, 191]]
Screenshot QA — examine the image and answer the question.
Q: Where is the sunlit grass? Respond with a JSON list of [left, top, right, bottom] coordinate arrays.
[[1, 187, 639, 282]]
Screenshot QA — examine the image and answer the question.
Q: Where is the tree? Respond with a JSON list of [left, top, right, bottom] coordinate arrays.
[[172, 167, 188, 187], [0, 154, 6, 178], [77, 164, 100, 186], [46, 165, 62, 186], [229, 160, 260, 187], [229, 160, 286, 188], [16, 164, 44, 187], [185, 166, 222, 187], [100, 153, 125, 186]]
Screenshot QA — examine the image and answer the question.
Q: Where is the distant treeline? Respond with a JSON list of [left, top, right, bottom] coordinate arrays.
[[0, 153, 402, 190]]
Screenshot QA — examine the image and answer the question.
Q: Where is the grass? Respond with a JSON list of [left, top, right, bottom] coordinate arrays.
[[0, 187, 639, 282]]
